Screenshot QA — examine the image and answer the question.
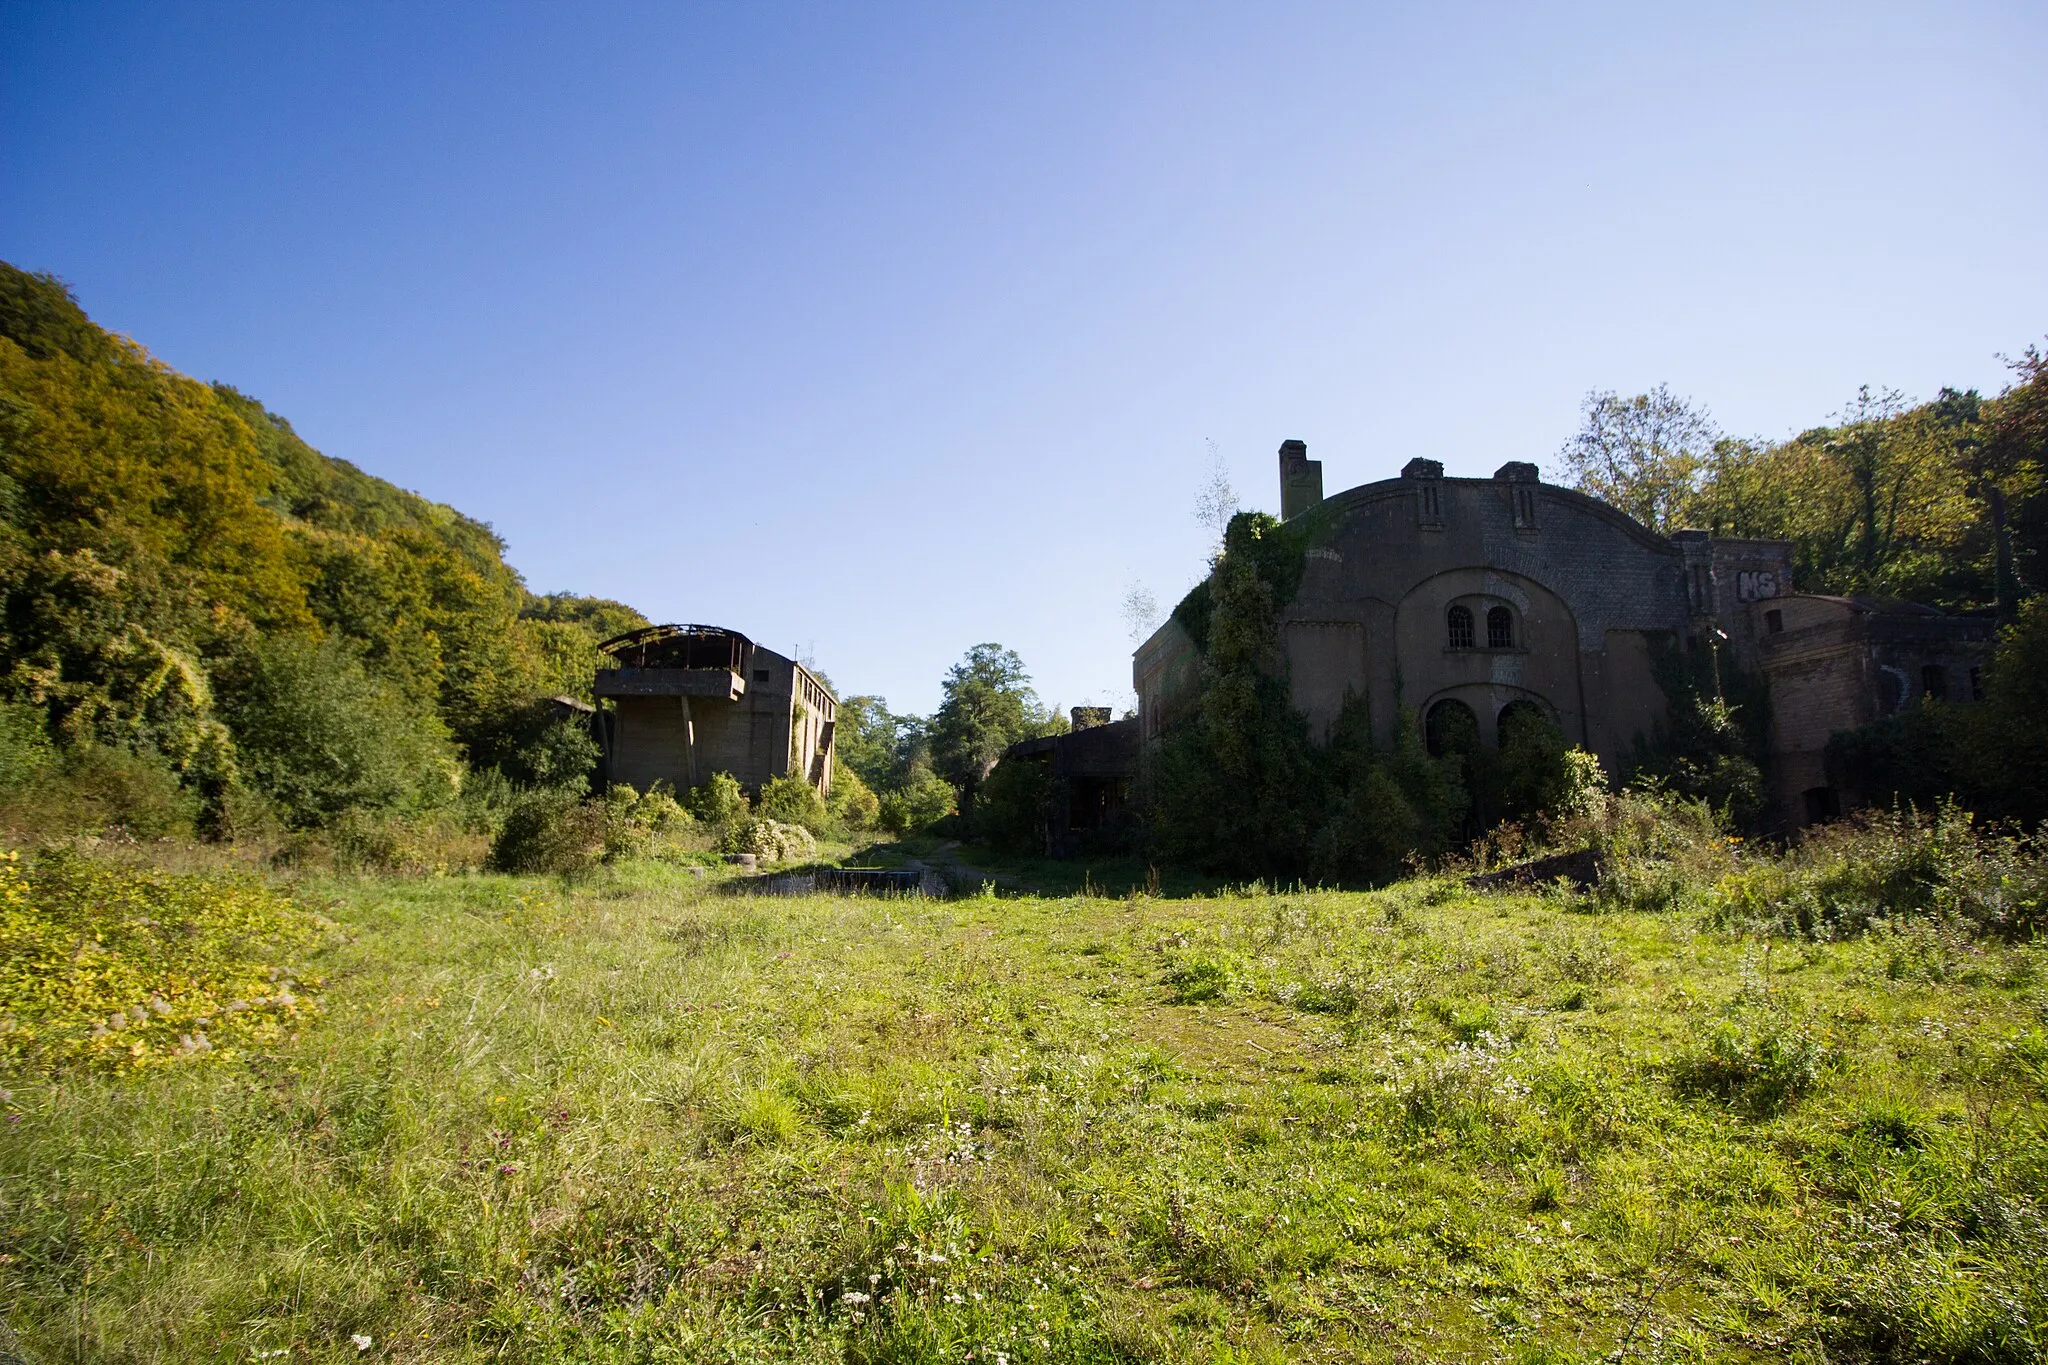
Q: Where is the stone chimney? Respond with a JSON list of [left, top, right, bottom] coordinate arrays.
[[1279, 439, 1322, 520]]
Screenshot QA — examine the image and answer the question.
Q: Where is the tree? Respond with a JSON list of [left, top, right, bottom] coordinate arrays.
[[212, 637, 456, 828], [928, 644, 1055, 806], [1120, 583, 1160, 643], [1983, 342, 2048, 604], [1193, 439, 1238, 555], [834, 694, 918, 791], [1558, 386, 1719, 533]]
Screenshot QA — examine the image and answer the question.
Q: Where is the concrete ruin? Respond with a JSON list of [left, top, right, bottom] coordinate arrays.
[[1133, 441, 1995, 829], [999, 707, 1141, 855], [594, 624, 836, 798]]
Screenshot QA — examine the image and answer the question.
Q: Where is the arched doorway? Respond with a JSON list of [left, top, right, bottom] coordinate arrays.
[[1496, 698, 1551, 744], [1425, 698, 1480, 758]]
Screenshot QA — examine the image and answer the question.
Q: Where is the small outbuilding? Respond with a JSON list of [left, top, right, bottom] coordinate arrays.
[[999, 707, 1141, 856], [594, 624, 836, 797]]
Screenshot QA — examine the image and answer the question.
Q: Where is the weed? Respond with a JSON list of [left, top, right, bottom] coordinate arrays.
[[1673, 1005, 1832, 1114]]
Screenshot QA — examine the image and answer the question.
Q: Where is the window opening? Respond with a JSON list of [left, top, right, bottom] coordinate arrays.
[[1970, 666, 1984, 701], [1447, 605, 1474, 650], [1764, 609, 1783, 635], [1921, 664, 1947, 701], [753, 668, 771, 683], [1486, 606, 1513, 649], [1513, 486, 1536, 528]]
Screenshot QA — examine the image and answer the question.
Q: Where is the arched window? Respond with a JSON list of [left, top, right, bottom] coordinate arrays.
[[1497, 699, 1550, 745], [1425, 698, 1479, 757], [1447, 605, 1474, 649], [1487, 606, 1513, 649]]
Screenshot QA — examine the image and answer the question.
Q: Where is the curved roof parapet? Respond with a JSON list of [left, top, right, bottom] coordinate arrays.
[[599, 623, 755, 670], [1314, 472, 1678, 556]]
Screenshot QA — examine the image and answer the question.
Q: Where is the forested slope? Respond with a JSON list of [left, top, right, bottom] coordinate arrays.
[[0, 263, 647, 832]]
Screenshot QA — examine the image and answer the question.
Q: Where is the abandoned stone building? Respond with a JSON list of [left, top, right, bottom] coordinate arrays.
[[1132, 440, 1995, 829], [594, 624, 836, 798], [999, 707, 1141, 854]]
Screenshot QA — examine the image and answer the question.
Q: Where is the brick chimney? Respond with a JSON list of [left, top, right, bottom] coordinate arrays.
[[1279, 439, 1322, 520]]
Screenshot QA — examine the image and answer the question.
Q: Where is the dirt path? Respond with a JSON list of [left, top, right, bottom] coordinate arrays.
[[906, 840, 1031, 895]]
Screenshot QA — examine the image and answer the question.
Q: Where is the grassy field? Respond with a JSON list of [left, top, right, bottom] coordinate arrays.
[[4, 852, 2046, 1363]]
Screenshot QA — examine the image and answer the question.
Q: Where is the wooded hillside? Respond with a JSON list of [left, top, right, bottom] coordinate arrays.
[[0, 263, 647, 832]]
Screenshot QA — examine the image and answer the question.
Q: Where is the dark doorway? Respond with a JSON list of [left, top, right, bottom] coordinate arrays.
[[1425, 698, 1480, 757], [1803, 786, 1840, 825], [1496, 698, 1549, 742]]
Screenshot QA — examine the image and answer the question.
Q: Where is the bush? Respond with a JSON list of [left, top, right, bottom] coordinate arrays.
[[488, 791, 605, 875], [0, 701, 55, 793], [0, 743, 201, 841], [1591, 787, 1741, 914], [756, 773, 827, 833], [974, 754, 1060, 853], [470, 701, 601, 794], [213, 636, 457, 828], [0, 848, 330, 1075], [684, 771, 749, 826], [1673, 1006, 1831, 1114], [717, 817, 817, 863], [326, 808, 490, 875], [877, 764, 956, 835], [826, 766, 881, 830], [1730, 801, 2048, 941], [599, 783, 694, 861]]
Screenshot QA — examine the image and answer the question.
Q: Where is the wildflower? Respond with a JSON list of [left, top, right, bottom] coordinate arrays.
[[351, 1334, 372, 1352], [150, 995, 170, 1015], [841, 1291, 871, 1304]]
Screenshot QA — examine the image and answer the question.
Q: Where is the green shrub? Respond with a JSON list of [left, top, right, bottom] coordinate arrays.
[[1592, 787, 1740, 914], [213, 636, 457, 828], [488, 791, 605, 875], [1673, 1006, 1831, 1114], [877, 764, 956, 835], [684, 771, 749, 826], [756, 773, 827, 833], [324, 808, 490, 875], [1164, 956, 1231, 1004], [717, 817, 816, 864], [0, 743, 202, 840], [826, 766, 881, 830], [0, 701, 54, 793], [597, 783, 694, 861], [1712, 802, 2048, 941], [973, 753, 1060, 853], [0, 848, 329, 1075]]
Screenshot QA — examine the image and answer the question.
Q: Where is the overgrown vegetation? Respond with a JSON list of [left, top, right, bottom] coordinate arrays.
[[0, 848, 331, 1075], [1140, 512, 1601, 883], [0, 263, 645, 844], [1561, 365, 2048, 826], [3, 817, 2044, 1361]]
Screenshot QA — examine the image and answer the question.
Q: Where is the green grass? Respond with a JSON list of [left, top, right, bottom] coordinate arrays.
[[4, 859, 2046, 1362]]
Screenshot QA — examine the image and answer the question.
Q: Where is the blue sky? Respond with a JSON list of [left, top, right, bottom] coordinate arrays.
[[4, 2, 2044, 715]]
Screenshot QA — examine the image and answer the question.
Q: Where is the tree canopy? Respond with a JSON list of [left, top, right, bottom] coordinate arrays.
[[0, 262, 648, 827]]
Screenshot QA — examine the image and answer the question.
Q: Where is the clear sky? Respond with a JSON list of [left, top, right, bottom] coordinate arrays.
[[4, 3, 2044, 716]]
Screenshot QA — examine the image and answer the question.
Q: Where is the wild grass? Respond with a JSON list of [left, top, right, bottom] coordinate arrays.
[[2, 848, 2045, 1362]]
